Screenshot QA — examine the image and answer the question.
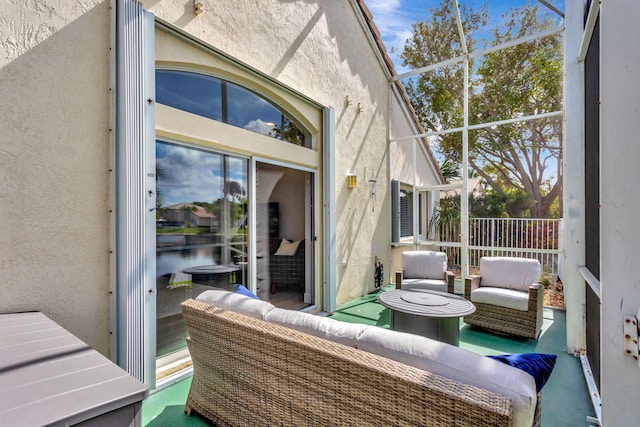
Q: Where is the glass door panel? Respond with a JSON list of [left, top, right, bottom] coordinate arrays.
[[155, 141, 248, 366]]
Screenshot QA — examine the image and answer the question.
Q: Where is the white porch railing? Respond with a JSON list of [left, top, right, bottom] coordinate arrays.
[[437, 218, 563, 277]]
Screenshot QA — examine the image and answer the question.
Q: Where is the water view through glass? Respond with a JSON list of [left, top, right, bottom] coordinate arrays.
[[155, 141, 248, 360]]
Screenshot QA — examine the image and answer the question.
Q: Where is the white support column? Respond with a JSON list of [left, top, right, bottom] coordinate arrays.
[[114, 0, 156, 387], [460, 56, 469, 289], [563, 0, 587, 354], [412, 136, 419, 246], [323, 107, 337, 313], [599, 1, 640, 424]]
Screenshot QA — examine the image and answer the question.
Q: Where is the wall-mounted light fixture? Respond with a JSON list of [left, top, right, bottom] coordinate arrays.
[[346, 174, 357, 189], [358, 103, 364, 113], [346, 95, 353, 106], [368, 178, 377, 211], [194, 0, 204, 15]]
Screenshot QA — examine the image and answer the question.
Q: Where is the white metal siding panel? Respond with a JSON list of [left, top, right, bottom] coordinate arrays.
[[115, 0, 156, 386]]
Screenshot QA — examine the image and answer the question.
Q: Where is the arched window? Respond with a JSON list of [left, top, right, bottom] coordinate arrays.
[[156, 70, 310, 147]]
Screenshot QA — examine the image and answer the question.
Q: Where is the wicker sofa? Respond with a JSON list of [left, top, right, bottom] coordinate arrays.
[[181, 291, 541, 427]]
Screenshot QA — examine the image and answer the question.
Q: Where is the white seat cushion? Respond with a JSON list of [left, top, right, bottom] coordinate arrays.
[[480, 257, 541, 291], [264, 308, 367, 348], [401, 278, 448, 292], [403, 251, 446, 279], [196, 290, 275, 319], [471, 287, 530, 311], [356, 326, 537, 427]]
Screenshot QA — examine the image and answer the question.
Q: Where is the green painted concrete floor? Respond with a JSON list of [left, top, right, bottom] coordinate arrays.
[[143, 286, 595, 426]]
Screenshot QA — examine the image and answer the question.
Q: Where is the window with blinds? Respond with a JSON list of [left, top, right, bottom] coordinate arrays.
[[399, 189, 413, 238]]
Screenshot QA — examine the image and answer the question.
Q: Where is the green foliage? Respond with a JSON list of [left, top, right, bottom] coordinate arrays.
[[402, 1, 487, 134], [270, 116, 306, 146], [469, 193, 508, 218], [439, 158, 460, 182], [469, 189, 532, 218], [432, 188, 532, 239], [156, 226, 209, 235], [549, 196, 561, 219], [430, 196, 461, 241], [401, 0, 563, 218]]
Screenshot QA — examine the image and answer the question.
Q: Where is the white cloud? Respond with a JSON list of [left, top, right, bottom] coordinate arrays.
[[366, 0, 430, 74], [157, 144, 227, 206], [367, 0, 402, 16], [244, 119, 276, 136]]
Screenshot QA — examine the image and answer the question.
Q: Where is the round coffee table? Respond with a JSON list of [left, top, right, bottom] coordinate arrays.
[[378, 289, 476, 346]]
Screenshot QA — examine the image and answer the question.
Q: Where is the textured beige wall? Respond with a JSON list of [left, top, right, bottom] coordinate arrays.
[[0, 1, 111, 354], [0, 0, 438, 354], [148, 0, 408, 307]]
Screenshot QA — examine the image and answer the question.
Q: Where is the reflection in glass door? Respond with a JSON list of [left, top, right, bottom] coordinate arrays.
[[155, 141, 248, 374]]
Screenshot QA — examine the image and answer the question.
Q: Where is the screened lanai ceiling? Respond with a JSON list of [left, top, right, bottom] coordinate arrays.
[[366, 0, 565, 277], [368, 0, 564, 75], [374, 0, 565, 189]]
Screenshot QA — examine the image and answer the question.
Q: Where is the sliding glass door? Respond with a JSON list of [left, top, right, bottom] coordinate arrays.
[[155, 141, 248, 372], [153, 142, 316, 380]]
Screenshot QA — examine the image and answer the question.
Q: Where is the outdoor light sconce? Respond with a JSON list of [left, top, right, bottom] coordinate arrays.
[[346, 174, 357, 189], [368, 178, 377, 212], [194, 0, 204, 15], [358, 103, 364, 113], [346, 95, 353, 106]]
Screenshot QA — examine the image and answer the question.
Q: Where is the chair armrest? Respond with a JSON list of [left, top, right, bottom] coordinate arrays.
[[464, 275, 481, 299], [445, 271, 455, 294], [528, 283, 544, 311], [395, 270, 403, 289]]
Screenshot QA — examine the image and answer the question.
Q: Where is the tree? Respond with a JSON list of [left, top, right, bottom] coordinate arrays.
[[469, 189, 532, 218], [439, 158, 460, 182], [401, 1, 562, 218]]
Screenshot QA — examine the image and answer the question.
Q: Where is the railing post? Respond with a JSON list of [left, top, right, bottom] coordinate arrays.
[[491, 218, 495, 257]]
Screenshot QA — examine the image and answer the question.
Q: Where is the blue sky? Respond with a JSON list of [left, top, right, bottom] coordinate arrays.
[[365, 0, 565, 74]]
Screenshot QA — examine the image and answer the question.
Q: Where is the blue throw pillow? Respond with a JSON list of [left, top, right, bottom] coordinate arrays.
[[487, 353, 557, 393], [235, 285, 259, 299]]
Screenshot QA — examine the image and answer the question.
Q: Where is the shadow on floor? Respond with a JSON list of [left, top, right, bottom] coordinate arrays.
[[145, 404, 211, 426], [144, 288, 594, 426]]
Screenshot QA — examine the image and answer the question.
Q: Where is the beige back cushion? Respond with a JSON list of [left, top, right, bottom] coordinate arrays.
[[196, 289, 276, 319], [480, 257, 541, 292], [402, 251, 447, 279], [264, 308, 367, 348], [357, 326, 537, 427]]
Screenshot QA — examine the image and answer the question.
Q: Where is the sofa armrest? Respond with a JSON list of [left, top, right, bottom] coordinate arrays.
[[395, 270, 403, 289], [464, 275, 481, 299], [528, 283, 544, 312], [445, 271, 455, 294]]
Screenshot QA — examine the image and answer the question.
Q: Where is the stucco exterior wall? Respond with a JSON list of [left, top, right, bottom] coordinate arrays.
[[0, 0, 439, 361], [0, 0, 111, 354]]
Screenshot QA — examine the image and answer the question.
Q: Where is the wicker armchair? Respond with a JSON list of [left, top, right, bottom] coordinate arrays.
[[395, 250, 455, 293], [464, 257, 544, 339]]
